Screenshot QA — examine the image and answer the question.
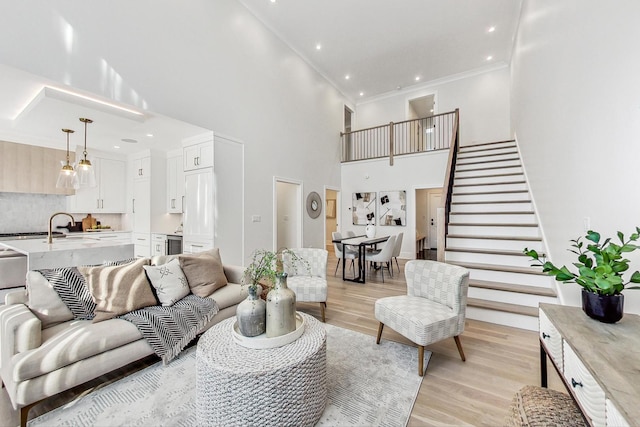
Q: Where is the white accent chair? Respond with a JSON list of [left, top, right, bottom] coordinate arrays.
[[364, 235, 396, 283], [283, 248, 328, 322], [374, 260, 470, 376], [332, 231, 356, 277], [391, 232, 404, 274]]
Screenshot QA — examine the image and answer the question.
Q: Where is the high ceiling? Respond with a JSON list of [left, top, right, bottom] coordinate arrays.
[[238, 0, 522, 101]]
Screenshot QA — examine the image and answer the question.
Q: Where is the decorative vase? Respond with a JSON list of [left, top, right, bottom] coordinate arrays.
[[581, 289, 624, 323], [236, 286, 266, 337], [365, 223, 376, 238], [266, 272, 297, 338]]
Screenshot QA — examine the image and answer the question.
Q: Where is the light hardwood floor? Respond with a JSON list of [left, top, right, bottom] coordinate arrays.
[[1, 252, 566, 426]]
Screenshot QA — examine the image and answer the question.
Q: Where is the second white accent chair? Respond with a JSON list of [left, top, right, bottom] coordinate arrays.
[[364, 234, 396, 283], [332, 231, 356, 277], [283, 248, 328, 322], [391, 232, 404, 274]]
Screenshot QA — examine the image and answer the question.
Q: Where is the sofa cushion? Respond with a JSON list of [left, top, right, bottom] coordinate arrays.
[[143, 258, 190, 306], [80, 258, 158, 322], [207, 283, 246, 310], [179, 249, 228, 297], [150, 254, 179, 266], [25, 271, 74, 328], [35, 267, 96, 321], [12, 318, 143, 382]]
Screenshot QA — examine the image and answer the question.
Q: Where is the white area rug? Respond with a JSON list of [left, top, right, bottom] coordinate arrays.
[[30, 323, 429, 427]]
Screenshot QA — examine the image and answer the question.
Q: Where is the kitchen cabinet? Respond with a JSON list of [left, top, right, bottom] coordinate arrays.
[[132, 179, 151, 233], [183, 168, 214, 245], [132, 232, 150, 258], [132, 156, 151, 180], [69, 155, 126, 213], [183, 133, 214, 171], [182, 238, 213, 254], [167, 153, 184, 213], [152, 233, 167, 256]]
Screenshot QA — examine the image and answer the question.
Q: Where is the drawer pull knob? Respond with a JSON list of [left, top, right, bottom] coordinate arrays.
[[571, 378, 583, 388], [542, 332, 550, 339]]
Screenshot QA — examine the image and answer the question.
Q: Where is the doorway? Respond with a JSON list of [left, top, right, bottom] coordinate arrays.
[[415, 187, 442, 259], [274, 178, 302, 251], [324, 187, 340, 252]]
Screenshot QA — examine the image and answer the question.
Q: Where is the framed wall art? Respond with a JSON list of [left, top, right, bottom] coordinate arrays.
[[352, 192, 376, 225], [378, 190, 406, 226]]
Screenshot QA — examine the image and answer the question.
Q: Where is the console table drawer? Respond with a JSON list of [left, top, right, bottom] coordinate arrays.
[[563, 341, 606, 426], [539, 308, 563, 370]]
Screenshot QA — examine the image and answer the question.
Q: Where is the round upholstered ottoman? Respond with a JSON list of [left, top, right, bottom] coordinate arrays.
[[196, 312, 327, 427], [505, 385, 586, 427]]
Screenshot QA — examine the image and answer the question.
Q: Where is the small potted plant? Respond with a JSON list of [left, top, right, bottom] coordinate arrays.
[[525, 228, 640, 323]]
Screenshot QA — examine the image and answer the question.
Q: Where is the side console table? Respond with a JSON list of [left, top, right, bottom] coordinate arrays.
[[539, 303, 639, 427]]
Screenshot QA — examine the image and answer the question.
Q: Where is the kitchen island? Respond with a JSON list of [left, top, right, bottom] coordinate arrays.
[[0, 237, 134, 271]]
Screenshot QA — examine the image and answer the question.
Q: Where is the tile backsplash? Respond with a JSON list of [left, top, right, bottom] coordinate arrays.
[[0, 192, 123, 232]]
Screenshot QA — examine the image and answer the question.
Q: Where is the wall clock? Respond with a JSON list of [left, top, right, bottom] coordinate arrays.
[[306, 191, 322, 219]]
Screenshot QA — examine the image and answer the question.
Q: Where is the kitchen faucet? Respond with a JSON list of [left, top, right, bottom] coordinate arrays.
[[48, 212, 75, 244]]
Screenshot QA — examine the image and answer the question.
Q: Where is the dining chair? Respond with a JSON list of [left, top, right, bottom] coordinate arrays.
[[374, 260, 470, 375], [364, 235, 396, 283], [332, 231, 356, 276], [391, 232, 404, 274]]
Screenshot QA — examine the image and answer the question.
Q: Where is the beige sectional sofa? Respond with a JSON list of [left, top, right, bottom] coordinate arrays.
[[0, 251, 247, 426]]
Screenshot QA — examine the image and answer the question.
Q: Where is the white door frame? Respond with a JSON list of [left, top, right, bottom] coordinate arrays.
[[324, 185, 340, 249], [273, 177, 303, 251]]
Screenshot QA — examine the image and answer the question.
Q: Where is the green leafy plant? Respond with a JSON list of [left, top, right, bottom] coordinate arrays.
[[242, 248, 309, 294], [524, 228, 640, 296]]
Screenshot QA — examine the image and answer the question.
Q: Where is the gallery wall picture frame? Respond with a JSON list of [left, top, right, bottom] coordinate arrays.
[[352, 192, 376, 225], [326, 199, 336, 219], [378, 190, 407, 226]]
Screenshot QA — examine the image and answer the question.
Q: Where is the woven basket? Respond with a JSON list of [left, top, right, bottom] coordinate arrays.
[[505, 385, 586, 427]]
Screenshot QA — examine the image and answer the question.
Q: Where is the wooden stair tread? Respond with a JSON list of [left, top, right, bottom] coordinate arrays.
[[450, 211, 535, 215], [452, 189, 529, 196], [457, 145, 517, 155], [447, 234, 542, 241], [445, 247, 541, 257], [467, 298, 539, 317], [469, 279, 557, 297], [451, 199, 532, 205], [457, 151, 518, 160], [455, 172, 524, 180], [456, 157, 520, 166], [458, 140, 516, 150], [448, 261, 547, 275], [449, 222, 538, 227], [456, 164, 522, 173], [454, 181, 526, 188]]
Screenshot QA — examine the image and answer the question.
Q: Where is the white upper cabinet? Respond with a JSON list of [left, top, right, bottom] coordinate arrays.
[[70, 154, 126, 213], [167, 152, 184, 213], [132, 155, 151, 181], [183, 133, 214, 171]]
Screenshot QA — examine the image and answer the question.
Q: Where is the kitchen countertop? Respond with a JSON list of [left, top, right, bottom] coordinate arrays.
[[0, 238, 134, 270]]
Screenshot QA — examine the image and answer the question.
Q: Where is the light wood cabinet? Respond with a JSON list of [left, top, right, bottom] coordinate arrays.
[[0, 140, 75, 195]]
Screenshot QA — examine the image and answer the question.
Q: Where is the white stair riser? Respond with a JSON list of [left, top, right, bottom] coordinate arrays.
[[448, 224, 540, 238], [457, 147, 518, 159], [445, 251, 534, 268], [467, 268, 551, 287], [456, 159, 521, 171], [451, 192, 529, 203], [468, 287, 557, 307], [466, 307, 538, 331], [451, 202, 534, 213], [454, 174, 524, 186], [454, 166, 523, 178], [446, 236, 543, 252], [449, 213, 537, 224], [459, 142, 516, 153], [457, 153, 519, 165], [454, 182, 528, 193]]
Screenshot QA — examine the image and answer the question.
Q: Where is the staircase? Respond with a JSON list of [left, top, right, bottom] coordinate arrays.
[[444, 140, 557, 331]]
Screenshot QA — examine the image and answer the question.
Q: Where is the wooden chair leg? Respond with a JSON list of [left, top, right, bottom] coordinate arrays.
[[320, 302, 326, 322], [454, 335, 466, 361], [418, 345, 425, 376], [20, 400, 40, 427], [334, 258, 341, 276], [376, 322, 384, 344]]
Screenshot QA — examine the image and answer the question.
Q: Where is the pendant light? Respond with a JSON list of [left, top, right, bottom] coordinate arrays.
[[55, 128, 78, 189], [76, 117, 96, 188]]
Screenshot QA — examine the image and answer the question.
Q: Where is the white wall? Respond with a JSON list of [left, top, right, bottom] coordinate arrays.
[[0, 0, 345, 263], [340, 151, 449, 259], [511, 0, 640, 312], [276, 181, 300, 251], [355, 66, 512, 146]]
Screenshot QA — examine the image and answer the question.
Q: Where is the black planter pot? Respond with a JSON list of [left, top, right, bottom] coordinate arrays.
[[581, 289, 624, 323]]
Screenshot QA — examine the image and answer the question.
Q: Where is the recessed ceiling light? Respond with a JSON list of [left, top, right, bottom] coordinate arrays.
[[415, 76, 421, 81], [486, 55, 493, 61], [430, 109, 434, 113], [121, 138, 138, 143], [113, 145, 120, 149], [316, 43, 322, 50], [270, 0, 276, 3], [345, 75, 350, 80], [146, 133, 154, 137], [359, 92, 364, 97], [488, 26, 496, 33]]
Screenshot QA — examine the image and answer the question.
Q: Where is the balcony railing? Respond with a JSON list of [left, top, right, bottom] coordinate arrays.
[[340, 109, 459, 164]]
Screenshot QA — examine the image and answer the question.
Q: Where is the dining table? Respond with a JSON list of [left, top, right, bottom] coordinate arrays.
[[332, 234, 390, 283]]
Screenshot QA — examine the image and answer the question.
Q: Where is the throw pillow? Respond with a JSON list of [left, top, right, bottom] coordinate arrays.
[[26, 271, 74, 328], [35, 267, 96, 321], [80, 258, 158, 322], [143, 258, 190, 306], [179, 248, 228, 297]]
